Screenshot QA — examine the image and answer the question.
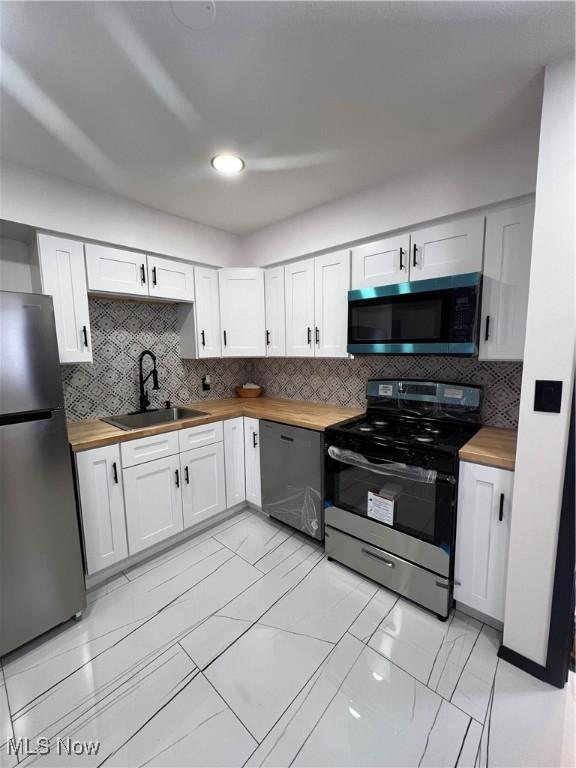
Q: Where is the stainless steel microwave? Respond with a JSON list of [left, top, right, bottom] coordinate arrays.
[[347, 272, 481, 355]]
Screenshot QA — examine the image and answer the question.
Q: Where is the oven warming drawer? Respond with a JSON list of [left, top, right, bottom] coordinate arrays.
[[325, 504, 450, 577], [325, 526, 451, 618]]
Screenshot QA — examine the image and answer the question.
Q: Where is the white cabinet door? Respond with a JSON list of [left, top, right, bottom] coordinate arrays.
[[123, 455, 183, 554], [36, 234, 92, 363], [148, 255, 195, 302], [181, 442, 226, 528], [76, 444, 127, 575], [479, 202, 534, 361], [85, 243, 148, 297], [194, 267, 221, 358], [285, 258, 315, 357], [351, 234, 410, 288], [314, 250, 350, 358], [224, 417, 246, 508], [219, 268, 266, 357], [410, 216, 485, 281], [454, 462, 514, 623], [264, 266, 286, 356], [244, 417, 261, 507]]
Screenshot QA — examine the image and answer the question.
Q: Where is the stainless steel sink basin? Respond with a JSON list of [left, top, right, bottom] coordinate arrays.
[[101, 407, 208, 431]]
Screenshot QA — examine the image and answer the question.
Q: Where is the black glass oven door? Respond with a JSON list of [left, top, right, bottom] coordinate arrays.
[[326, 446, 455, 551]]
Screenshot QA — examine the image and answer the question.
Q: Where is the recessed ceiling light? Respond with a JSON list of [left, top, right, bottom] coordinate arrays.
[[210, 154, 245, 175]]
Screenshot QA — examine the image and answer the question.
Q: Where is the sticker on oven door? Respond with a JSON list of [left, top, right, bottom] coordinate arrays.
[[367, 491, 394, 526]]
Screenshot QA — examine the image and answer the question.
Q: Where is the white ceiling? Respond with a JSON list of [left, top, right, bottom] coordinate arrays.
[[0, 1, 573, 235]]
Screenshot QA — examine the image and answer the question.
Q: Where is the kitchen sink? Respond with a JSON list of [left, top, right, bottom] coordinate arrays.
[[101, 407, 208, 431]]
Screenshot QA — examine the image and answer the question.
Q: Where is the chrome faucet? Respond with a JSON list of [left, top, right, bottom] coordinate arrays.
[[139, 350, 159, 412]]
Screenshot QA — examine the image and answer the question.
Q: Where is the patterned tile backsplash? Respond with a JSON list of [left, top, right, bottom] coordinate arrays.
[[61, 299, 252, 421], [62, 298, 522, 428], [251, 357, 522, 429]]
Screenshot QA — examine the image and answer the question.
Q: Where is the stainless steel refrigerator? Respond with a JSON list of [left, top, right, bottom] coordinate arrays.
[[0, 291, 85, 656]]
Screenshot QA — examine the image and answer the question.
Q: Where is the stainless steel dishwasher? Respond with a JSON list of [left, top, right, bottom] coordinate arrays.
[[260, 420, 323, 541]]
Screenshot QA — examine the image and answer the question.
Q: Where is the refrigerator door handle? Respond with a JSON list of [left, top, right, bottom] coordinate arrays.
[[0, 410, 52, 427]]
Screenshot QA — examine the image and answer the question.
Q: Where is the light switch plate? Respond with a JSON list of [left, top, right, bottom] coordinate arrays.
[[534, 380, 563, 413]]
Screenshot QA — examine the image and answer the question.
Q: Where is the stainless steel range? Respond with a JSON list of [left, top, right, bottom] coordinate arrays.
[[324, 379, 482, 619]]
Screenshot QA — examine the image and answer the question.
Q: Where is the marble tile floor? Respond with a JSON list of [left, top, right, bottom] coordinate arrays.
[[1, 508, 574, 768]]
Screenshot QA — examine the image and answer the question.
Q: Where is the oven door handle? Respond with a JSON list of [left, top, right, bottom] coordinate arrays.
[[327, 445, 439, 484]]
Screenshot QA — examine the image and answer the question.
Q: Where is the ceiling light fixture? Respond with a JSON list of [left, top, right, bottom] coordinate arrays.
[[210, 154, 245, 175]]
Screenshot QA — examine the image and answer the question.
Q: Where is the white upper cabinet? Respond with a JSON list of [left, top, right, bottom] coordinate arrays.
[[285, 258, 315, 357], [244, 417, 262, 507], [75, 444, 127, 575], [410, 215, 485, 281], [85, 243, 149, 297], [219, 268, 266, 357], [123, 454, 184, 555], [351, 234, 410, 289], [180, 442, 226, 528], [264, 265, 286, 356], [224, 417, 246, 508], [454, 461, 514, 624], [314, 250, 350, 358], [148, 255, 195, 302], [35, 234, 92, 363], [194, 266, 221, 358], [479, 202, 534, 361]]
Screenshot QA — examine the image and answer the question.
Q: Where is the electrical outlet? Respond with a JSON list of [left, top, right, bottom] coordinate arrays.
[[202, 375, 211, 392]]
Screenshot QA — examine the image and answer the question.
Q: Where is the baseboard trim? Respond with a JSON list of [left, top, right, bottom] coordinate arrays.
[[498, 644, 558, 686], [85, 503, 247, 589]]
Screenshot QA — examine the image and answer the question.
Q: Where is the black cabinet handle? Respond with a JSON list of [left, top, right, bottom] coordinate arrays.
[[280, 434, 294, 442], [175, 469, 180, 488], [201, 330, 206, 347], [185, 466, 189, 484], [223, 330, 227, 347], [266, 330, 271, 346], [152, 266, 157, 286], [315, 327, 320, 345], [140, 264, 146, 284], [253, 431, 258, 448], [485, 315, 490, 342], [399, 247, 405, 271], [82, 325, 89, 348], [112, 462, 118, 484], [307, 327, 312, 345], [412, 243, 418, 267], [499, 493, 504, 522]]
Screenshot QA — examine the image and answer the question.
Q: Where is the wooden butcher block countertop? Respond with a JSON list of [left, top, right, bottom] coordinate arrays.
[[459, 427, 517, 471], [67, 397, 363, 452]]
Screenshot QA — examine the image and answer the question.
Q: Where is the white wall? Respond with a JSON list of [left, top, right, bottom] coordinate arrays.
[[241, 128, 539, 265], [0, 160, 240, 267], [0, 237, 32, 292], [503, 57, 575, 666]]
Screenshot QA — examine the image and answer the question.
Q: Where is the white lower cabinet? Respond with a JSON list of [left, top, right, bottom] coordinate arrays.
[[180, 442, 226, 528], [244, 417, 262, 507], [224, 417, 246, 508], [75, 444, 127, 575], [123, 454, 184, 555], [454, 461, 514, 623]]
